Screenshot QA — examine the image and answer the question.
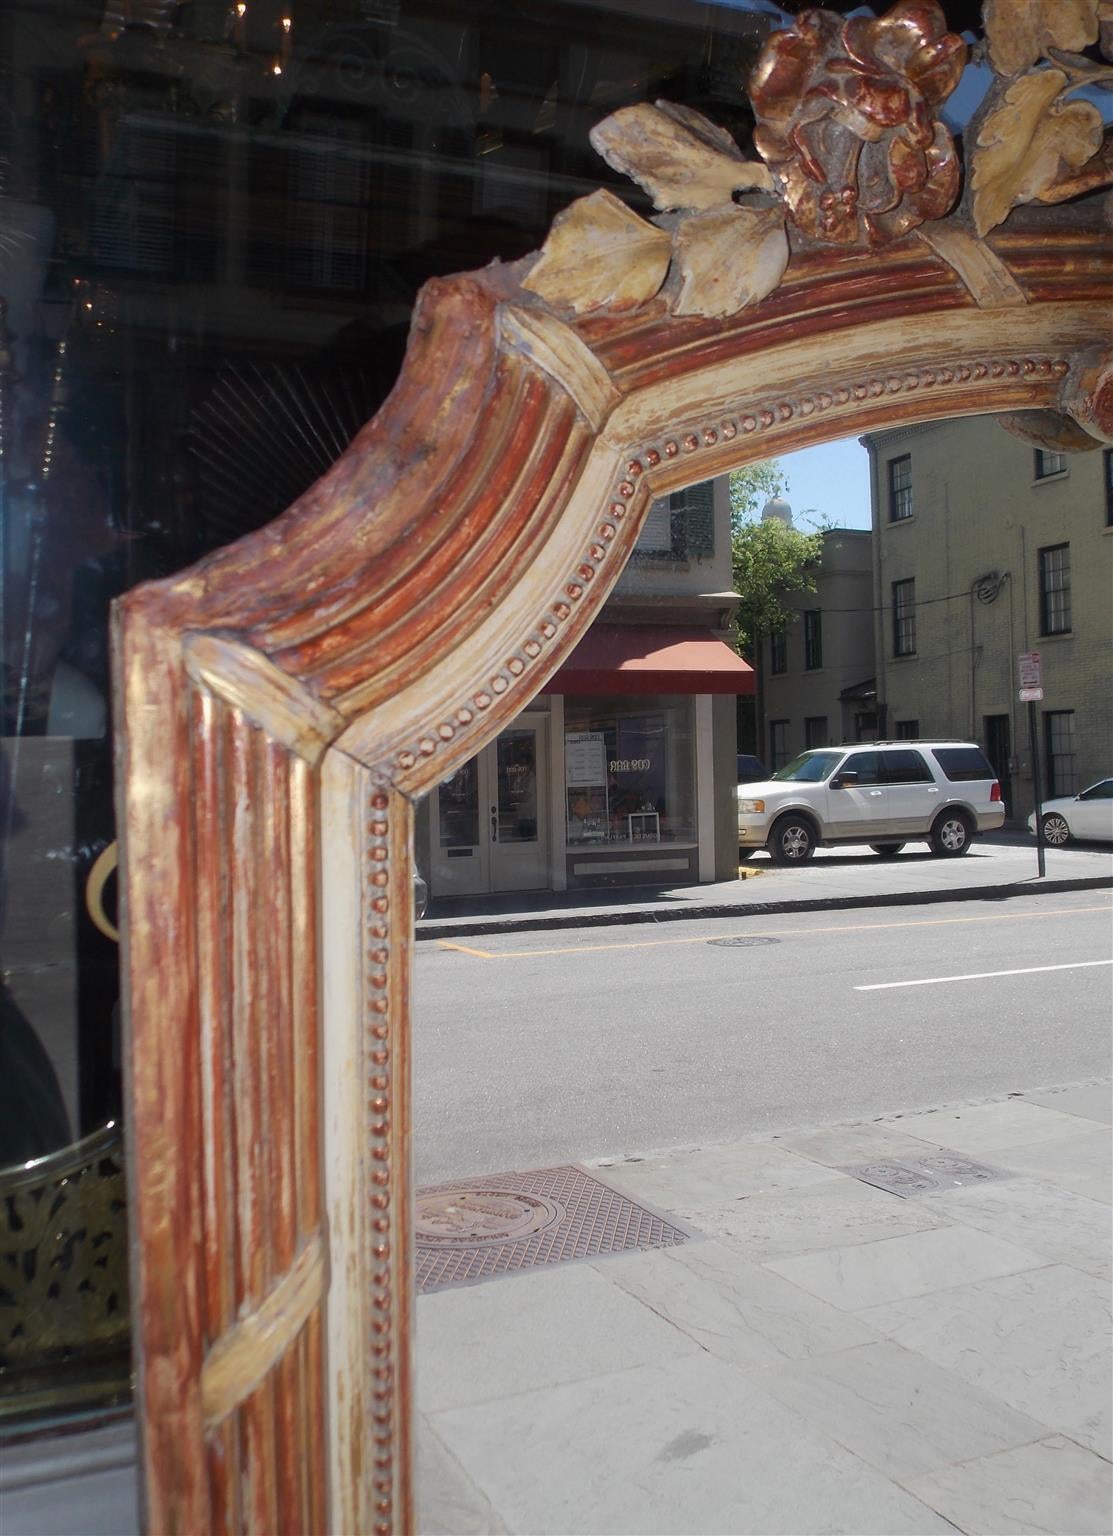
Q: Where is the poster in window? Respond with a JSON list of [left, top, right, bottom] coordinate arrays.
[[565, 731, 607, 786]]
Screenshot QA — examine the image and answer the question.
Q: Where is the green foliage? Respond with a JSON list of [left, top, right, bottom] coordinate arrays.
[[729, 460, 790, 530], [730, 459, 824, 659]]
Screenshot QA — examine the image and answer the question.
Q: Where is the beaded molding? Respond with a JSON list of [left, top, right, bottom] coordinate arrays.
[[363, 781, 396, 1536], [390, 353, 1069, 777]]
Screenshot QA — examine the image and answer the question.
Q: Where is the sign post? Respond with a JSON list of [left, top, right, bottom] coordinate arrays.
[[1018, 652, 1045, 878]]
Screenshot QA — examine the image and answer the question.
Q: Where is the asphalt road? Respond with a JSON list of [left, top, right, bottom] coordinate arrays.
[[412, 890, 1113, 1184]]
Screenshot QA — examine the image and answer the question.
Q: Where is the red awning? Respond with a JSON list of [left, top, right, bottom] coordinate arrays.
[[543, 625, 754, 696]]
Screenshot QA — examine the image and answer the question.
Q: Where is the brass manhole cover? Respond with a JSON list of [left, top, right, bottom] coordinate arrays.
[[415, 1189, 564, 1246], [415, 1165, 690, 1292]]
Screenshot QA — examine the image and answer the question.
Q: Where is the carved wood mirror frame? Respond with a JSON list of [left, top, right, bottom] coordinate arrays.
[[112, 3, 1111, 1529]]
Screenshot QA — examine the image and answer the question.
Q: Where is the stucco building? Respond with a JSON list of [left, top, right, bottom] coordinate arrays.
[[862, 418, 1113, 820], [761, 521, 876, 767], [417, 476, 752, 899]]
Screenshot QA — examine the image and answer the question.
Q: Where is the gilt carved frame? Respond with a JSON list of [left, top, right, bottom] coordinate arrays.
[[113, 3, 1112, 1531]]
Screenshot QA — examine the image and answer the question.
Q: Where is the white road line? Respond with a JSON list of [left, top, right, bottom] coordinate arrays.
[[855, 959, 1112, 991]]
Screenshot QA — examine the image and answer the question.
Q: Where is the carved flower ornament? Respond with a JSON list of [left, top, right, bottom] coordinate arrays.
[[749, 1, 967, 245], [523, 0, 1112, 322]]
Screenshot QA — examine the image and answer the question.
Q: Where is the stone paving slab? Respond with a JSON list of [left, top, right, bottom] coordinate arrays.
[[417, 1085, 1113, 1534], [748, 1339, 1047, 1483], [677, 1176, 953, 1264], [1022, 1082, 1113, 1124], [590, 1240, 878, 1370], [417, 1415, 509, 1536], [983, 1128, 1113, 1204], [903, 1435, 1113, 1536], [877, 1098, 1103, 1154], [763, 1224, 1046, 1312], [916, 1177, 1112, 1279], [425, 1353, 956, 1536], [416, 1259, 703, 1414], [859, 1264, 1113, 1460], [592, 1140, 843, 1210]]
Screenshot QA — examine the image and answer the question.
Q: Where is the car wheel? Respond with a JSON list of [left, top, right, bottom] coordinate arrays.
[[870, 843, 904, 858], [768, 814, 817, 865], [930, 810, 972, 857], [1040, 812, 1071, 846]]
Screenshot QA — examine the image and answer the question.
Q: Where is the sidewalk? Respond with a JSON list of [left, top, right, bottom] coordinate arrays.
[[417, 832, 1113, 940], [417, 1082, 1113, 1536]]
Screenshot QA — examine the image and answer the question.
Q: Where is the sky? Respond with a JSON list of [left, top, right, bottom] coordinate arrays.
[[773, 437, 873, 532]]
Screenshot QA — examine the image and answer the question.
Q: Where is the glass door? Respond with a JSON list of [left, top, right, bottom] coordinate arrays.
[[490, 722, 548, 892], [430, 716, 549, 896], [432, 756, 488, 896]]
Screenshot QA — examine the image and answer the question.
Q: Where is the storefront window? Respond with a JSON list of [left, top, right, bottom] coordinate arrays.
[[563, 697, 694, 846], [1, 0, 773, 1426]]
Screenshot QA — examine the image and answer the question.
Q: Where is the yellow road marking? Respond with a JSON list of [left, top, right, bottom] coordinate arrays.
[[434, 900, 1112, 961]]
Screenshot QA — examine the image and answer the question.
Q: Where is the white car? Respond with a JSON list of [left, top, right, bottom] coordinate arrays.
[[738, 741, 1005, 864], [1027, 779, 1113, 845]]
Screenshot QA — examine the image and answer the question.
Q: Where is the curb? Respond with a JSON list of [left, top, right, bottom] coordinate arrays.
[[415, 875, 1112, 941]]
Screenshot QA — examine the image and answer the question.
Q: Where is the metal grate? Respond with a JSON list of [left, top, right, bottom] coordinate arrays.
[[415, 1165, 689, 1292], [840, 1153, 1008, 1197]]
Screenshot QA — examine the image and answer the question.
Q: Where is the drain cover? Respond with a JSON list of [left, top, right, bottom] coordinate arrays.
[[415, 1189, 563, 1246], [415, 1165, 688, 1293], [842, 1153, 1008, 1197], [707, 936, 781, 948]]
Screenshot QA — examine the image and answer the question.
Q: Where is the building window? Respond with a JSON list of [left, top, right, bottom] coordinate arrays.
[[896, 720, 919, 739], [1044, 710, 1077, 796], [635, 483, 715, 561], [669, 481, 715, 560], [804, 716, 828, 749], [1034, 448, 1066, 479], [1038, 543, 1071, 634], [769, 629, 787, 675], [888, 455, 913, 521], [804, 610, 823, 670], [892, 578, 916, 656], [563, 696, 695, 846], [770, 719, 790, 771]]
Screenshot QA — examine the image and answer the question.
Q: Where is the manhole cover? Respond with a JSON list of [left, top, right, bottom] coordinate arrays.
[[841, 1153, 1008, 1197], [415, 1189, 563, 1246], [707, 936, 781, 948], [415, 1165, 689, 1292]]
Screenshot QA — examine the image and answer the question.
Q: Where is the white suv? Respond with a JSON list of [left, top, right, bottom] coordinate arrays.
[[738, 741, 1005, 864]]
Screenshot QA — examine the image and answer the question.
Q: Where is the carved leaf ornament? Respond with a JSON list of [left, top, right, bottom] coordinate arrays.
[[971, 69, 1104, 235], [983, 0, 1101, 77], [524, 0, 1112, 321]]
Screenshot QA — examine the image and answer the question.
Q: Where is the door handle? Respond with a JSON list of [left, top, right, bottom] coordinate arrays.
[[490, 806, 498, 842]]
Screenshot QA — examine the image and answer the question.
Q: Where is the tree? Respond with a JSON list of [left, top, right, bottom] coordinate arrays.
[[729, 460, 791, 530], [730, 460, 825, 761], [729, 461, 824, 659]]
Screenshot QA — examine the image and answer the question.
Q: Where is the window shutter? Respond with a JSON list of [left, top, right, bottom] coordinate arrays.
[[671, 481, 715, 560]]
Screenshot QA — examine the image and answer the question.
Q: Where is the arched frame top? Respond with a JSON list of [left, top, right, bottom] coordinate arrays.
[[112, 8, 1112, 1526], [127, 209, 1110, 791]]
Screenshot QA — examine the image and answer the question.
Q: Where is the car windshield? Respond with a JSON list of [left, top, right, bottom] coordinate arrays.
[[771, 750, 845, 782]]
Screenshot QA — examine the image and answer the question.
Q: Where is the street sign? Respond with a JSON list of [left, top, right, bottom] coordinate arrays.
[[1018, 651, 1041, 689], [1019, 686, 1044, 702]]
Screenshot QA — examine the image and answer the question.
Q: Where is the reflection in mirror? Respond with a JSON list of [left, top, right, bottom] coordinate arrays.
[[2, 0, 1110, 1522], [0, 0, 781, 1440], [412, 414, 1111, 1525]]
